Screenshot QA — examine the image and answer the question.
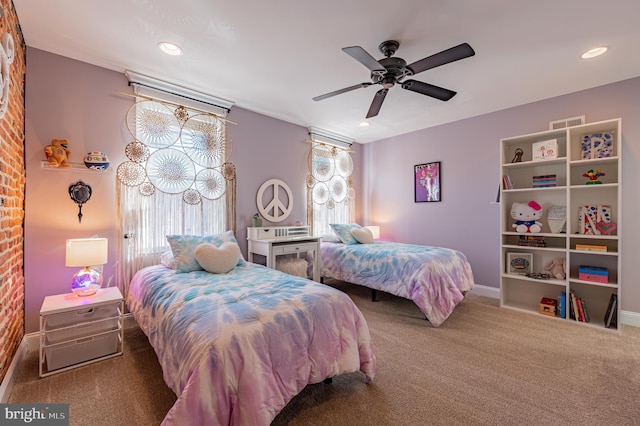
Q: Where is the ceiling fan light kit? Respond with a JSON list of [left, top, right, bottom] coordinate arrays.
[[313, 40, 475, 118]]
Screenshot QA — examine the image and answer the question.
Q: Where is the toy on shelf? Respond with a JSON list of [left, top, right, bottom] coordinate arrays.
[[44, 139, 72, 168], [511, 201, 543, 233], [544, 257, 566, 280], [582, 169, 605, 185]]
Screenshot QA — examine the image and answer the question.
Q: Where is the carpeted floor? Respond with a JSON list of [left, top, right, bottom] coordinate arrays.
[[9, 279, 640, 425]]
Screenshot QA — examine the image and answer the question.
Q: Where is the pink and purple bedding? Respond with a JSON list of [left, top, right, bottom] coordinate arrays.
[[320, 241, 475, 327], [128, 263, 376, 425]]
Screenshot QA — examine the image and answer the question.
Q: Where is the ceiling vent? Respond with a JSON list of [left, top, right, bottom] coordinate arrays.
[[549, 115, 585, 130]]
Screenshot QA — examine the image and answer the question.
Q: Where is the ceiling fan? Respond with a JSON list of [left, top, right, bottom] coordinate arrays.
[[313, 40, 475, 118]]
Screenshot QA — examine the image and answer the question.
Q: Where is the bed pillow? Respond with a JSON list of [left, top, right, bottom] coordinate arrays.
[[194, 241, 242, 274], [351, 227, 374, 244], [321, 232, 342, 243], [160, 250, 176, 269], [329, 223, 361, 245], [166, 231, 245, 273]]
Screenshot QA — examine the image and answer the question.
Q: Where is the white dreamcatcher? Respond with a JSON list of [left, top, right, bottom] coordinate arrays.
[[117, 99, 235, 205]]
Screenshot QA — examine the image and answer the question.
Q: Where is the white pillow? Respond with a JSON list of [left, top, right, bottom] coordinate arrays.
[[321, 232, 342, 243], [160, 250, 176, 269], [194, 242, 241, 274], [351, 227, 374, 244]]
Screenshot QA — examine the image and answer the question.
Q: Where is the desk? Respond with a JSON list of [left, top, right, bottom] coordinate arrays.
[[247, 234, 321, 281]]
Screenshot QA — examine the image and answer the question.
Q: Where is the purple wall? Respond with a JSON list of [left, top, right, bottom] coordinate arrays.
[[23, 48, 362, 333], [227, 107, 362, 255], [363, 77, 640, 315]]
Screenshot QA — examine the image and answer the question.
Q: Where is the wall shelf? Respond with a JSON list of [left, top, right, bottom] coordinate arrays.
[[40, 160, 113, 173]]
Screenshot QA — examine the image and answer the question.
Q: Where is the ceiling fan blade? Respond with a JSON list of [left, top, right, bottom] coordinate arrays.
[[313, 82, 373, 101], [342, 46, 385, 74], [366, 88, 388, 118], [401, 80, 457, 101], [407, 43, 475, 75]]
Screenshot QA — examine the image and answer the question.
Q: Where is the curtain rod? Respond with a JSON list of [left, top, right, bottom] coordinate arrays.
[[116, 88, 237, 125], [128, 80, 232, 112], [307, 133, 353, 147], [305, 139, 354, 153]]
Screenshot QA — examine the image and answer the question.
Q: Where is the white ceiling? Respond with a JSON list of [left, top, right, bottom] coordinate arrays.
[[13, 0, 640, 143]]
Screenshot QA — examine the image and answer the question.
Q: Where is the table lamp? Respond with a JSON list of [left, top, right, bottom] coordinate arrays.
[[65, 238, 108, 296]]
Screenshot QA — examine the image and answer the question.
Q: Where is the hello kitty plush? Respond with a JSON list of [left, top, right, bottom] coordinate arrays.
[[511, 201, 543, 233]]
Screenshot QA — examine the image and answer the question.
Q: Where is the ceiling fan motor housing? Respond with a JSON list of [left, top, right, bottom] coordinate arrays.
[[371, 56, 409, 87]]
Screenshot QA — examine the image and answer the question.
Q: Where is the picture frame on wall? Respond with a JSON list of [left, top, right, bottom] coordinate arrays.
[[506, 252, 533, 275], [414, 161, 441, 202]]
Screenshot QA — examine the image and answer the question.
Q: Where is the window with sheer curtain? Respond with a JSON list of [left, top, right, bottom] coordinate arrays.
[[306, 136, 355, 236], [116, 81, 235, 297]]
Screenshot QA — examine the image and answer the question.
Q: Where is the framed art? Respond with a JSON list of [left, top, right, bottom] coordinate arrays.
[[506, 252, 533, 275], [414, 161, 441, 202]]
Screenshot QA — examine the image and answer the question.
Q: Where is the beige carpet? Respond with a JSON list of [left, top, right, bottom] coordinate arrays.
[[9, 279, 640, 425]]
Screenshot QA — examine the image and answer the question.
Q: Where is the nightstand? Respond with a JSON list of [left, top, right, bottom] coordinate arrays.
[[39, 287, 124, 377]]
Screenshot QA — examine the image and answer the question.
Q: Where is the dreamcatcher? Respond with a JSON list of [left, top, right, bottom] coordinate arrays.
[[306, 143, 354, 209], [117, 99, 234, 204]]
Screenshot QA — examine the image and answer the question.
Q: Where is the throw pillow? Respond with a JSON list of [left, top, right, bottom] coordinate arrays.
[[351, 227, 374, 244], [166, 231, 245, 273], [194, 241, 242, 274], [329, 223, 361, 245]]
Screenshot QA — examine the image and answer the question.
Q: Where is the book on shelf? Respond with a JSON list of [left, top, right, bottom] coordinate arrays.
[[575, 244, 608, 252], [517, 235, 547, 247], [502, 174, 513, 190], [576, 297, 586, 322], [557, 292, 566, 319], [580, 298, 590, 323], [604, 293, 618, 329], [532, 174, 557, 188], [570, 290, 581, 322]]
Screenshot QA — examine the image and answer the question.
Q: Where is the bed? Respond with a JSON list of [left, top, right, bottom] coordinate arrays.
[[320, 236, 475, 327], [127, 240, 376, 425]]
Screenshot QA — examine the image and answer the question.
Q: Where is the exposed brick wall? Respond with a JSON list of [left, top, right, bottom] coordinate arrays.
[[0, 0, 26, 385]]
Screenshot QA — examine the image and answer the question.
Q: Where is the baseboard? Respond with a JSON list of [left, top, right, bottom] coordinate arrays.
[[621, 310, 640, 328], [470, 284, 499, 299], [0, 335, 30, 403]]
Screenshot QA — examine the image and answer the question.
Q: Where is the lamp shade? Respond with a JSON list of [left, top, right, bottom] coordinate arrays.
[[364, 225, 380, 240], [65, 238, 108, 267], [66, 238, 108, 296]]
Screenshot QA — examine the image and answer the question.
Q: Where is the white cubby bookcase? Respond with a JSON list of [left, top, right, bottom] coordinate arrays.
[[499, 118, 621, 331]]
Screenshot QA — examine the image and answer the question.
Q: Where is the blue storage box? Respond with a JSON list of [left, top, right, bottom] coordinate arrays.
[[578, 266, 608, 283]]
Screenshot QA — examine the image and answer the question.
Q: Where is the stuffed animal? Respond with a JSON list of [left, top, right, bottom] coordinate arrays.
[[44, 139, 72, 168], [544, 257, 566, 280], [511, 201, 543, 233]]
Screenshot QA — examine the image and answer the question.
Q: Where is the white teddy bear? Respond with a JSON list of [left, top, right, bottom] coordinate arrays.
[[511, 201, 543, 233]]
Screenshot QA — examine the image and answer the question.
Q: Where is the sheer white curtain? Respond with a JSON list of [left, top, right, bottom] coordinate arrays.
[[116, 80, 235, 299], [306, 128, 355, 236]]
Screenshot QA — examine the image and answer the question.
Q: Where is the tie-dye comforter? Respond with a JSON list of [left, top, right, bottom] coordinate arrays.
[[320, 241, 475, 327], [128, 263, 376, 426]]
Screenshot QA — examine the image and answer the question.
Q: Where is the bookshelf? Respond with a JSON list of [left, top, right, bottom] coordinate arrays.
[[500, 118, 621, 331]]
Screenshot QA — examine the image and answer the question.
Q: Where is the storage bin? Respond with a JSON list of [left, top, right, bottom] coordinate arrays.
[[45, 331, 119, 371], [45, 304, 119, 329]]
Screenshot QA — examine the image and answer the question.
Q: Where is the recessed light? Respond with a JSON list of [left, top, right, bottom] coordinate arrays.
[[158, 41, 183, 56], [359, 121, 370, 127], [581, 46, 608, 59]]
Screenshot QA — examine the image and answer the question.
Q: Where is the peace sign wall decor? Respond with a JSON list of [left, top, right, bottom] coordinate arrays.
[[256, 179, 293, 223]]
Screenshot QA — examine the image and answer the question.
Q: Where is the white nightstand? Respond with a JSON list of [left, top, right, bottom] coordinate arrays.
[[39, 287, 124, 377]]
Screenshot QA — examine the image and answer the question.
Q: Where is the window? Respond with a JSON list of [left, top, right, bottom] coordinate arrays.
[[116, 76, 235, 296], [306, 128, 355, 236]]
